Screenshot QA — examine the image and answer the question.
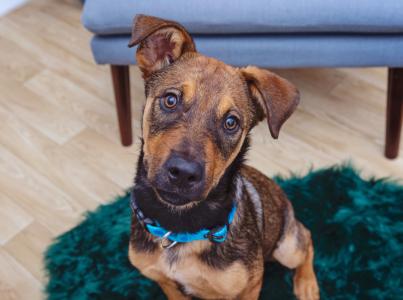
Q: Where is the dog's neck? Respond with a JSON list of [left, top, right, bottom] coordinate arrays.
[[132, 138, 249, 233]]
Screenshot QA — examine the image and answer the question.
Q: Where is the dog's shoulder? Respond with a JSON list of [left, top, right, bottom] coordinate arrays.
[[240, 165, 285, 201], [240, 164, 289, 258]]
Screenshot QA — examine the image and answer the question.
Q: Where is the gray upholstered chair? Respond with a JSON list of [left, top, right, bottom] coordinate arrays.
[[82, 0, 403, 158]]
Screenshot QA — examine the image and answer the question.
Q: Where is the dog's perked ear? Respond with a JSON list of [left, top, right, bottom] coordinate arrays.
[[128, 14, 196, 79], [241, 66, 300, 139]]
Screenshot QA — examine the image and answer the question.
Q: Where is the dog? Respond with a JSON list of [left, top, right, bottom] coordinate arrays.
[[127, 14, 319, 300]]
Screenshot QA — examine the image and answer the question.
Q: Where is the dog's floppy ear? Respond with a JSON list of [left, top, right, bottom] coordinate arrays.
[[241, 66, 300, 139], [128, 14, 196, 79]]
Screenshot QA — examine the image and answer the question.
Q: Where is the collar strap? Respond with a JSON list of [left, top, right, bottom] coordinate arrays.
[[130, 192, 237, 245]]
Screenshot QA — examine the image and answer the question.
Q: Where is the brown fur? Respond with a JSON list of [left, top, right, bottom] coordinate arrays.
[[141, 54, 254, 199], [128, 15, 319, 300]]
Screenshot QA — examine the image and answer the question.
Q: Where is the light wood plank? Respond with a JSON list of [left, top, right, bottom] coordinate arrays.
[[0, 194, 33, 245], [0, 144, 85, 236], [0, 249, 42, 300], [63, 128, 139, 189], [25, 69, 122, 144], [0, 79, 86, 144], [4, 221, 53, 283], [0, 104, 122, 209]]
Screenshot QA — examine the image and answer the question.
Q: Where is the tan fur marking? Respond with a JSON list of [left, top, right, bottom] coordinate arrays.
[[128, 244, 164, 282], [203, 138, 225, 196], [293, 240, 319, 300], [159, 281, 190, 300], [182, 80, 196, 104], [129, 245, 190, 300], [273, 202, 307, 269], [202, 131, 247, 197], [216, 132, 246, 186], [272, 204, 319, 300], [217, 95, 236, 118], [145, 127, 186, 180], [273, 230, 307, 269], [129, 241, 249, 300], [239, 277, 263, 300], [142, 96, 153, 142], [171, 258, 249, 299]]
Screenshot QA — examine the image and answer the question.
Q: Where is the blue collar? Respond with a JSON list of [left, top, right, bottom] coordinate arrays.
[[130, 192, 237, 248]]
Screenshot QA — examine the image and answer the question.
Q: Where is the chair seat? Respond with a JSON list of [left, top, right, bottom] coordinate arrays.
[[82, 0, 403, 36], [90, 34, 403, 68]]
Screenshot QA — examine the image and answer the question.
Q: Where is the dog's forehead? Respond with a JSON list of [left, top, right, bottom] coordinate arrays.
[[178, 55, 243, 90], [147, 55, 244, 98], [165, 55, 249, 111]]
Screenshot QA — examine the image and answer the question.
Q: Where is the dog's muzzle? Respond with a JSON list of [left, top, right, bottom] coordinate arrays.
[[155, 154, 205, 205]]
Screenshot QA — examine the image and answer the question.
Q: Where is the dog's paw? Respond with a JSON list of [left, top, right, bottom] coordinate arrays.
[[293, 273, 320, 300]]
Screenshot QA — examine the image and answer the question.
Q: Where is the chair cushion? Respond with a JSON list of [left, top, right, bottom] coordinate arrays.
[[82, 0, 403, 35], [90, 34, 403, 68]]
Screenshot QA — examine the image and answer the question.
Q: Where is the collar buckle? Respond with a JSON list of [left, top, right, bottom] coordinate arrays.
[[154, 231, 178, 249]]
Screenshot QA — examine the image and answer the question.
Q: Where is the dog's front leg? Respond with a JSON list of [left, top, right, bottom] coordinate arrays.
[[237, 261, 264, 300], [237, 277, 263, 300], [129, 244, 191, 299], [272, 219, 319, 300]]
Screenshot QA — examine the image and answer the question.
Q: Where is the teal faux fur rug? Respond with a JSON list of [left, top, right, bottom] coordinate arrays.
[[44, 166, 403, 299]]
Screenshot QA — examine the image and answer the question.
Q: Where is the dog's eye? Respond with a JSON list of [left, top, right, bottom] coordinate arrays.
[[224, 115, 239, 132], [161, 93, 178, 111]]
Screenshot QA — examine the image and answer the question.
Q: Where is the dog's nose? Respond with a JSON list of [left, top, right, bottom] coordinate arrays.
[[166, 156, 203, 188]]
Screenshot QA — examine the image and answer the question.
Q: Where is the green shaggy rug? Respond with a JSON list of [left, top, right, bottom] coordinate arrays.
[[44, 166, 403, 300]]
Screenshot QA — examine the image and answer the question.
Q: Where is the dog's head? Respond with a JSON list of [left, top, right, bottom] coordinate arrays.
[[129, 15, 299, 207]]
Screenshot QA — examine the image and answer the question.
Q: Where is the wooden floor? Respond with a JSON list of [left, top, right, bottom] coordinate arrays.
[[0, 0, 402, 299]]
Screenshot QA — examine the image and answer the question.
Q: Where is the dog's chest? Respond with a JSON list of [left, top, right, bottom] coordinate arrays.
[[166, 252, 249, 298], [131, 243, 249, 299]]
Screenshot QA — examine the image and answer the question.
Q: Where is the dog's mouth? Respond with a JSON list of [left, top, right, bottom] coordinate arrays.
[[154, 188, 200, 207]]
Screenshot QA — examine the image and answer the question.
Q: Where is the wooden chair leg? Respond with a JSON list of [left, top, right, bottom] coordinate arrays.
[[385, 68, 403, 159], [111, 65, 132, 146]]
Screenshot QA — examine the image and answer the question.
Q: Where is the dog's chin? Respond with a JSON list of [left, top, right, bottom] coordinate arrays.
[[154, 188, 202, 208]]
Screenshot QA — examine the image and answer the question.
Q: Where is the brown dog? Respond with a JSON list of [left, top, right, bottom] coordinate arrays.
[[128, 14, 319, 300]]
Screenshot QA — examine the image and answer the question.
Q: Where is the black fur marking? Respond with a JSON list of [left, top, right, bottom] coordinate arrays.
[[130, 142, 158, 253], [130, 217, 157, 252], [132, 137, 250, 234], [198, 185, 262, 269], [131, 135, 264, 271], [132, 133, 266, 268]]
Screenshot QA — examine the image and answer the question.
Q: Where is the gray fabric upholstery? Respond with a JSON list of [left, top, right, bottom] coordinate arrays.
[[82, 0, 403, 35], [91, 34, 403, 67], [82, 1, 403, 68]]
